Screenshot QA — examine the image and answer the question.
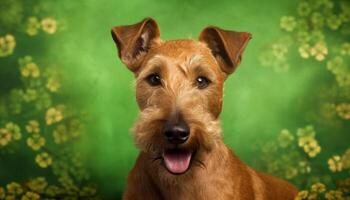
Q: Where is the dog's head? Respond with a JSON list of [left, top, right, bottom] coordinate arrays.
[[111, 18, 251, 176]]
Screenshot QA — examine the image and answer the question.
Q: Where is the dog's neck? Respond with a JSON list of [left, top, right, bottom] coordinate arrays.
[[140, 141, 244, 199]]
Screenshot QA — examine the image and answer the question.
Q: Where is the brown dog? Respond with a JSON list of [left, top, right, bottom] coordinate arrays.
[[111, 18, 298, 200]]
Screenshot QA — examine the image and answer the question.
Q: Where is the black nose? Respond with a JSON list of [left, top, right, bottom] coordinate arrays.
[[163, 119, 190, 144]]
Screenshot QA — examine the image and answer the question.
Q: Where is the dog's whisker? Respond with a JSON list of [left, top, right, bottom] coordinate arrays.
[[192, 159, 206, 170], [146, 143, 154, 153], [151, 156, 162, 164]]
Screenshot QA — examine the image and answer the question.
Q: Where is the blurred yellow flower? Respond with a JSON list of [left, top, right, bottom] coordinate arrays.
[[297, 31, 310, 44], [298, 2, 311, 16], [5, 195, 16, 200], [336, 73, 350, 87], [308, 192, 318, 200], [19, 55, 32, 63], [25, 120, 40, 134], [311, 182, 326, 193], [340, 1, 350, 12], [298, 44, 311, 59], [310, 31, 325, 43], [27, 177, 47, 193], [6, 182, 23, 195], [0, 128, 12, 146], [311, 12, 324, 29], [267, 160, 279, 173], [53, 124, 68, 144], [325, 190, 343, 200], [310, 42, 328, 61], [41, 17, 57, 34], [336, 178, 350, 193], [323, 0, 334, 9], [278, 129, 294, 148], [27, 134, 45, 151], [297, 125, 315, 138], [20, 63, 40, 78], [46, 77, 60, 92], [341, 148, 350, 169], [0, 34, 16, 57], [340, 4, 350, 22], [285, 166, 298, 179], [305, 140, 321, 158], [327, 15, 342, 30], [299, 136, 321, 158], [299, 161, 311, 174], [340, 42, 350, 56], [26, 17, 40, 36], [5, 122, 21, 140], [35, 92, 52, 111], [272, 43, 288, 59], [327, 56, 345, 75], [295, 190, 308, 200], [45, 107, 63, 125], [58, 175, 78, 191], [280, 16, 297, 32], [35, 152, 52, 168], [80, 185, 97, 196], [0, 187, 5, 199], [336, 103, 350, 120], [21, 191, 40, 200], [328, 155, 343, 172], [320, 103, 337, 120], [69, 119, 83, 137], [46, 185, 63, 196], [23, 89, 38, 102], [8, 89, 23, 114]]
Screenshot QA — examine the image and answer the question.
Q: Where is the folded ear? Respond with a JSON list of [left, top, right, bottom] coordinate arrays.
[[199, 26, 252, 75], [111, 18, 160, 72]]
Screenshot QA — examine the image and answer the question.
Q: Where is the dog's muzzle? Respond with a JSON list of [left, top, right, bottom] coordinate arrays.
[[161, 113, 193, 174]]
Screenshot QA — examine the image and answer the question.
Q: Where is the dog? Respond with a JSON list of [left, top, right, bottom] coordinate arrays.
[[111, 17, 298, 200]]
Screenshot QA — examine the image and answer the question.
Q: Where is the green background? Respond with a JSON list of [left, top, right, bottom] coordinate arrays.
[[1, 0, 349, 199]]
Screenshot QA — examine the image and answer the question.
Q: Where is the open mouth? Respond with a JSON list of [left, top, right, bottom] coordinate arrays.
[[162, 149, 193, 174]]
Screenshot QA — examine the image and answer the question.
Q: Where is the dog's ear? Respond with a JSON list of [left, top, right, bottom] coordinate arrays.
[[111, 18, 160, 72], [199, 26, 251, 75]]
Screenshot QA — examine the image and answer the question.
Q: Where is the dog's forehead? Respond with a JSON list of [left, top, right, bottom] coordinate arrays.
[[147, 39, 218, 67], [155, 39, 208, 56]]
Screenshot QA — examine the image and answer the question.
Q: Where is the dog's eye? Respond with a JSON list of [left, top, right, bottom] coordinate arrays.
[[196, 76, 211, 89], [146, 74, 162, 86]]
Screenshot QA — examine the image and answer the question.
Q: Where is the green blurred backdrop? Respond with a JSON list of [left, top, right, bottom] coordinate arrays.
[[1, 0, 350, 199]]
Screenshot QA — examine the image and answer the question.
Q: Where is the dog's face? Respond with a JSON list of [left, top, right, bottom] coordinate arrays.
[[111, 18, 251, 175]]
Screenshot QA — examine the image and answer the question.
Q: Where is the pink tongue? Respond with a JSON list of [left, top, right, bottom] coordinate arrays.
[[163, 150, 192, 174]]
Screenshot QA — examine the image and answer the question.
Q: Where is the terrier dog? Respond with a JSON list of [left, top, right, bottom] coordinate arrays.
[[111, 18, 298, 200]]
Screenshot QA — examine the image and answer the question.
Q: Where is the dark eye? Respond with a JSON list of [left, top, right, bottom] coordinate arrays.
[[196, 76, 211, 89], [146, 74, 162, 86]]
